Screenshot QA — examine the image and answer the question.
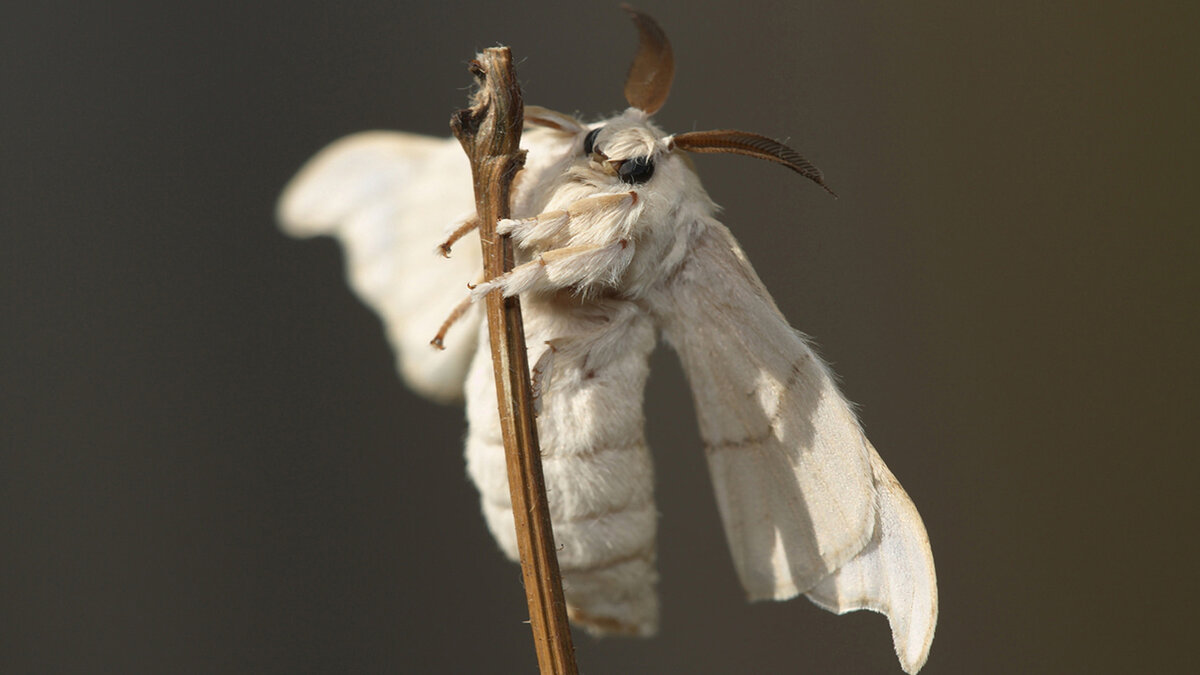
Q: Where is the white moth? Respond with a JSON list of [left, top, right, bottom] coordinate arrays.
[[278, 7, 936, 673]]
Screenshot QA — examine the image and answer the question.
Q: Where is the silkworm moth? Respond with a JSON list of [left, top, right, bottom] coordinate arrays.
[[278, 6, 937, 673]]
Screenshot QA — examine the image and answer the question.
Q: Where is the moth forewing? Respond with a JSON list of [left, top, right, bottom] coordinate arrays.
[[806, 446, 938, 674], [648, 221, 935, 673], [647, 223, 877, 593]]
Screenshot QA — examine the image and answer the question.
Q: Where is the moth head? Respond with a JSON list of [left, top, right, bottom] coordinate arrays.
[[527, 5, 836, 197], [580, 109, 666, 186]]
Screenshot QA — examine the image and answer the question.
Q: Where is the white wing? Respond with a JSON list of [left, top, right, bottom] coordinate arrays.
[[807, 445, 938, 673], [278, 125, 583, 403], [278, 131, 482, 403], [652, 221, 936, 673]]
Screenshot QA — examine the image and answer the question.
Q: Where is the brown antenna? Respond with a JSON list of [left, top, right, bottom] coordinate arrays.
[[621, 5, 674, 114], [671, 129, 837, 196]]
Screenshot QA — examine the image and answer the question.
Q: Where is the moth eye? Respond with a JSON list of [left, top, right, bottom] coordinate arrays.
[[582, 128, 601, 156], [617, 156, 655, 185]]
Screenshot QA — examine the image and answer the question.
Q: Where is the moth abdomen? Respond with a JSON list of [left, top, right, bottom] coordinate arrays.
[[463, 300, 660, 635]]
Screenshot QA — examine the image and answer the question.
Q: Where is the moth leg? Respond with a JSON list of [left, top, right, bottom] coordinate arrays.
[[496, 212, 569, 249], [471, 239, 634, 300], [574, 299, 645, 370], [429, 294, 473, 350], [437, 216, 480, 257], [529, 341, 559, 415], [498, 192, 638, 250], [430, 271, 483, 349]]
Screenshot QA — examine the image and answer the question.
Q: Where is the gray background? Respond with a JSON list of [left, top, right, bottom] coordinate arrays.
[[4, 1, 1196, 673]]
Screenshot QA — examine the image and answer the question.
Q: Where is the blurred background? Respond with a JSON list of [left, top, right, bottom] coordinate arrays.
[[3, 1, 1196, 673]]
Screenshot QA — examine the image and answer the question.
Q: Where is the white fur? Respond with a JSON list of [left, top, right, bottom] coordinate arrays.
[[279, 107, 937, 671]]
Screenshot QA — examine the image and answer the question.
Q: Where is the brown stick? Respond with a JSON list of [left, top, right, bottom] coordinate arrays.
[[450, 48, 579, 675]]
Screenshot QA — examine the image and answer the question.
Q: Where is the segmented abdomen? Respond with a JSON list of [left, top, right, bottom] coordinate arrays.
[[464, 298, 659, 635]]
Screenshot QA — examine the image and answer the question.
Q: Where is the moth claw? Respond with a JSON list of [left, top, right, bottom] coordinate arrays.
[[430, 294, 473, 350], [437, 216, 480, 258]]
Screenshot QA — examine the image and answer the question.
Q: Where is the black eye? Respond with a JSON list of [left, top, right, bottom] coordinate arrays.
[[617, 156, 655, 185], [582, 128, 601, 156]]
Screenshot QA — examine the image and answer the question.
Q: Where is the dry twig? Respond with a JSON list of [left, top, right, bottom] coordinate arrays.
[[450, 48, 579, 675]]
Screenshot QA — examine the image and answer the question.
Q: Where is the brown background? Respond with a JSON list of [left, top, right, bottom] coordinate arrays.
[[4, 1, 1196, 673]]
